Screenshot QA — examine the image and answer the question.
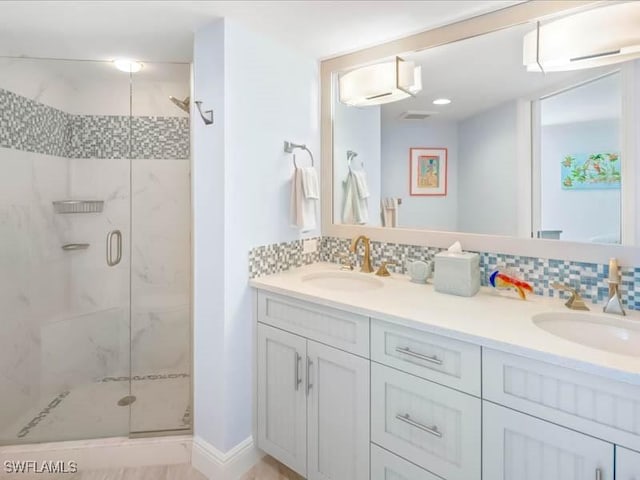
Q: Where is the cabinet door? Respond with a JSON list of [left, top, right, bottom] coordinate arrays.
[[483, 401, 614, 480], [257, 324, 307, 476], [306, 340, 370, 480], [617, 447, 640, 480]]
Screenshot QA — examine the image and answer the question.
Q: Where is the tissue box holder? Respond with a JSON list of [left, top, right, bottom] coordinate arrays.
[[434, 251, 480, 297]]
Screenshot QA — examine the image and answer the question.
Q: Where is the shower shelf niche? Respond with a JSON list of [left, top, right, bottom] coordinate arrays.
[[53, 200, 104, 214]]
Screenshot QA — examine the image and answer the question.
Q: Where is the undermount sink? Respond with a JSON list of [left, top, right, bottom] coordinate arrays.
[[301, 271, 384, 292], [533, 312, 640, 357]]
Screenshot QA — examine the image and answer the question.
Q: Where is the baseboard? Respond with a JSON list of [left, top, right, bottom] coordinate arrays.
[[192, 435, 264, 480], [0, 435, 192, 471]]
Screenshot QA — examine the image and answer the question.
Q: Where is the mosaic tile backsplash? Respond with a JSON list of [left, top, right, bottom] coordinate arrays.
[[249, 236, 640, 311], [249, 237, 321, 278], [0, 88, 189, 159]]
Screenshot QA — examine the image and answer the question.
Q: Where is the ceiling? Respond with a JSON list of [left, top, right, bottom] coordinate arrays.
[[0, 1, 521, 62], [381, 21, 619, 122]]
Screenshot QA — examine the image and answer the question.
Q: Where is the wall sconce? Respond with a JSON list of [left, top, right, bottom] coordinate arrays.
[[523, 2, 640, 72], [339, 56, 422, 107]]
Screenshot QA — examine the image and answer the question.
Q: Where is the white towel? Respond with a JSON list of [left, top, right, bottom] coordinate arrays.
[[301, 167, 319, 199], [342, 172, 368, 224], [351, 170, 369, 199], [381, 197, 399, 228], [290, 168, 317, 232]]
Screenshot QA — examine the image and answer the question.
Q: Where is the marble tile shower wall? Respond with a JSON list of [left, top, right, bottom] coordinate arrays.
[[249, 236, 640, 311], [0, 88, 189, 159]]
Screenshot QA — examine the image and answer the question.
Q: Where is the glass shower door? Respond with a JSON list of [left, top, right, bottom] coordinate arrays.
[[129, 62, 192, 434], [0, 58, 132, 444]]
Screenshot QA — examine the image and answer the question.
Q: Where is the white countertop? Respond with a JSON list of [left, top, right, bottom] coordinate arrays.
[[250, 262, 640, 386]]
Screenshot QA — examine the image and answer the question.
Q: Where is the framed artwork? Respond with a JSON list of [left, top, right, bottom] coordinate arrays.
[[409, 147, 447, 196], [561, 152, 621, 190]]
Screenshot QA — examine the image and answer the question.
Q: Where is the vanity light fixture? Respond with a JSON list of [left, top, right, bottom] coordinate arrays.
[[433, 98, 451, 105], [339, 56, 422, 107], [113, 59, 143, 73], [523, 2, 640, 72]]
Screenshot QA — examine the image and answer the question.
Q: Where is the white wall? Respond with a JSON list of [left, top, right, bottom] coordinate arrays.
[[192, 20, 228, 451], [333, 86, 381, 225], [457, 101, 519, 236], [380, 111, 458, 231], [193, 19, 320, 452], [540, 119, 620, 242]]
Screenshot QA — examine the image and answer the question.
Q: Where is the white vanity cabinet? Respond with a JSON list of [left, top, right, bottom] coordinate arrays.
[[254, 288, 640, 480], [617, 447, 640, 480], [257, 293, 370, 480], [483, 401, 614, 479]]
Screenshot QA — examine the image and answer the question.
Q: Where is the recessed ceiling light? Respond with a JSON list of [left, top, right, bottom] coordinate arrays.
[[113, 59, 143, 73], [433, 98, 452, 105]]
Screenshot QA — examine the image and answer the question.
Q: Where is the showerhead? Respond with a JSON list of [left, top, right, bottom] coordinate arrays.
[[169, 95, 190, 113]]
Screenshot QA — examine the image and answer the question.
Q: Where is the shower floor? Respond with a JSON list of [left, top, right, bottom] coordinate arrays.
[[1, 373, 190, 445]]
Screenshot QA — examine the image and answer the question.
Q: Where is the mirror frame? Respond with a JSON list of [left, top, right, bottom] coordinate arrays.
[[321, 0, 640, 266]]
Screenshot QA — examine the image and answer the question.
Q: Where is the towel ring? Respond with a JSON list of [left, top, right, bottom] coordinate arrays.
[[347, 150, 363, 171], [285, 141, 314, 168]]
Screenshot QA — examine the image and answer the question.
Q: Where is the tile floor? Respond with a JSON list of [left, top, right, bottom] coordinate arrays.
[[1, 376, 190, 445], [1, 456, 302, 480]]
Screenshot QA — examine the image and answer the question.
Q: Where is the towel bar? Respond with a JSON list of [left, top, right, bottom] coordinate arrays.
[[284, 141, 314, 168]]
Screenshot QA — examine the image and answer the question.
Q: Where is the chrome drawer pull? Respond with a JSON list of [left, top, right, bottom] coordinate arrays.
[[595, 468, 602, 480], [294, 352, 302, 391], [396, 413, 442, 438], [306, 357, 313, 396], [395, 346, 443, 365]]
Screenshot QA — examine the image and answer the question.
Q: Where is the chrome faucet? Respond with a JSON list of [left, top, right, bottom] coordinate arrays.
[[603, 258, 626, 316], [350, 235, 374, 273], [551, 282, 589, 311]]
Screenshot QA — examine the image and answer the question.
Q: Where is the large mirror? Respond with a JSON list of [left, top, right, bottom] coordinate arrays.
[[332, 2, 639, 246]]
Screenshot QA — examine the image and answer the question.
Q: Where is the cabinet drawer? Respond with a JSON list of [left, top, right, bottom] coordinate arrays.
[[616, 446, 640, 480], [371, 319, 480, 396], [371, 363, 481, 480], [483, 348, 640, 451], [371, 444, 440, 480], [483, 401, 613, 480], [257, 292, 369, 357]]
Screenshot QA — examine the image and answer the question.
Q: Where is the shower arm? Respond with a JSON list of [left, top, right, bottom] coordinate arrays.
[[194, 101, 213, 125]]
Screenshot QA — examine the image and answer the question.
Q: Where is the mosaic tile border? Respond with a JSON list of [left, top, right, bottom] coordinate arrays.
[[100, 372, 190, 383], [249, 237, 321, 278], [0, 88, 70, 157], [0, 88, 189, 160], [16, 391, 70, 439], [249, 236, 640, 311]]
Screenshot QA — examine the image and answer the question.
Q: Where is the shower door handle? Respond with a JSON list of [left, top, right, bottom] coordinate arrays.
[[106, 230, 122, 267]]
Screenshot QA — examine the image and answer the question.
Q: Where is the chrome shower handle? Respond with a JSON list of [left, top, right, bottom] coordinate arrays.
[[106, 230, 122, 267]]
